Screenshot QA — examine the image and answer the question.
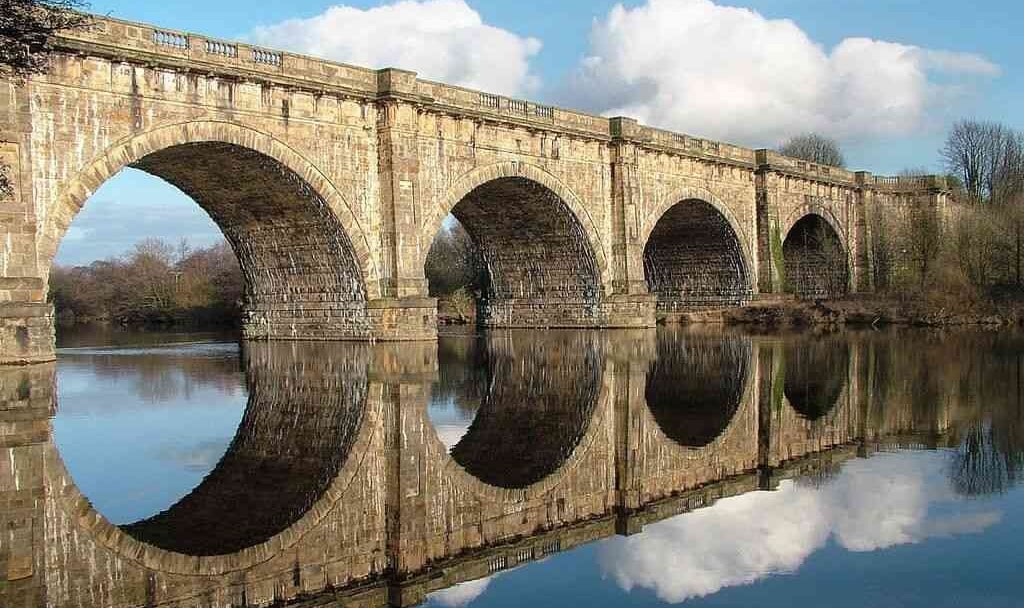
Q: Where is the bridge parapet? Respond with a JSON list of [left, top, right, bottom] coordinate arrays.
[[57, 15, 380, 92], [613, 118, 757, 166], [756, 149, 859, 186], [859, 173, 952, 193]]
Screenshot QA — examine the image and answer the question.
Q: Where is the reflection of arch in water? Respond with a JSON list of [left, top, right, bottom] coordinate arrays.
[[784, 338, 850, 421], [49, 341, 377, 568], [645, 328, 752, 447], [431, 331, 604, 490]]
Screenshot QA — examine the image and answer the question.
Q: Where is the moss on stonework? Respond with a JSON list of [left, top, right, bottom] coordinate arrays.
[[770, 220, 786, 291], [772, 352, 786, 414]]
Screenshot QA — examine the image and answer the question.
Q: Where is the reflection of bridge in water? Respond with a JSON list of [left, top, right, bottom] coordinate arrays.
[[0, 330, 966, 608]]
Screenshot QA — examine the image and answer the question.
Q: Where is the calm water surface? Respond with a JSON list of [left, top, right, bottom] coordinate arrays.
[[23, 325, 1024, 606]]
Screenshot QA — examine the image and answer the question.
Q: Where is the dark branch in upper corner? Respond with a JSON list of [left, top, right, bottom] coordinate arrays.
[[0, 0, 93, 78]]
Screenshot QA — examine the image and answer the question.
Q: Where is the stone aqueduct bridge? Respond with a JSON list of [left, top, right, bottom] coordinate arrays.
[[0, 14, 954, 363], [0, 330, 955, 608]]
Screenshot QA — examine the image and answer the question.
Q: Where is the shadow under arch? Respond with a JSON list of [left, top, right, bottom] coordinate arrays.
[[430, 330, 604, 489], [783, 336, 851, 421], [44, 122, 377, 339], [110, 341, 373, 556], [425, 166, 605, 326], [643, 198, 752, 312], [645, 327, 752, 448], [782, 213, 849, 299]]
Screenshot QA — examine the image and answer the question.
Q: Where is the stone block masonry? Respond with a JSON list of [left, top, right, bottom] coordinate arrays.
[[0, 13, 953, 362]]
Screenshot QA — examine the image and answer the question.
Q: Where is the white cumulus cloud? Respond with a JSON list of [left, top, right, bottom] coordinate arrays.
[[599, 453, 1001, 603], [428, 576, 493, 608], [564, 0, 999, 145], [248, 0, 542, 97]]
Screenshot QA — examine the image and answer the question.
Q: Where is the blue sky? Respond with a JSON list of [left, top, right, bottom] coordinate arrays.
[[57, 0, 1024, 265]]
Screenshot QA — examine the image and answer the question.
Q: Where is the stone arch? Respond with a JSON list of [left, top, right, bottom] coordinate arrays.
[[640, 187, 754, 311], [425, 330, 607, 499], [423, 162, 608, 327], [784, 337, 850, 421], [43, 120, 381, 338], [645, 329, 753, 448], [46, 341, 380, 575], [782, 210, 850, 299]]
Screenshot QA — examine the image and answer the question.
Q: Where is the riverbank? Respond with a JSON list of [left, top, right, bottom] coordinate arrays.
[[706, 296, 1024, 328]]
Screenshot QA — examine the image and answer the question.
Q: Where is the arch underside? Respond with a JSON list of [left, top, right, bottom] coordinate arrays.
[[441, 331, 603, 489], [784, 338, 850, 421], [783, 214, 848, 299], [644, 199, 751, 312], [646, 329, 751, 448], [121, 342, 370, 556], [451, 177, 603, 327], [129, 142, 369, 339]]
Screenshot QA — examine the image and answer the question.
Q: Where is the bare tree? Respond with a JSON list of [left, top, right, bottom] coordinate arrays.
[[424, 218, 485, 297], [941, 120, 1023, 205], [0, 0, 91, 77], [903, 203, 945, 290], [778, 133, 846, 168]]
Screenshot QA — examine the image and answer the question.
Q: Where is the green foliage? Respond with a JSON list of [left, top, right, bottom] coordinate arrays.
[[770, 220, 785, 290]]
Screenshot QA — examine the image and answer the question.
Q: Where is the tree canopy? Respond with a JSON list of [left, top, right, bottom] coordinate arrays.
[[778, 133, 846, 168], [0, 0, 91, 77]]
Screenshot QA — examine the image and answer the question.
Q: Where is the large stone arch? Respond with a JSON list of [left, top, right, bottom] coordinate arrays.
[[781, 208, 850, 299], [42, 120, 381, 339], [44, 341, 381, 576], [422, 162, 609, 327], [639, 186, 755, 311]]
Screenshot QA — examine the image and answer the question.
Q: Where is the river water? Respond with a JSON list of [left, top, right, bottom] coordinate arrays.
[[11, 325, 1024, 607]]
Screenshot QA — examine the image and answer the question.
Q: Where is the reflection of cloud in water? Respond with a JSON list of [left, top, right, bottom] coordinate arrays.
[[429, 577, 493, 608], [435, 423, 472, 452], [600, 453, 1002, 603], [155, 438, 232, 472]]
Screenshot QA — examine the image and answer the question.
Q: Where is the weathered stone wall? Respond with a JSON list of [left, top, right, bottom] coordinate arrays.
[[0, 364, 53, 608], [755, 150, 864, 295]]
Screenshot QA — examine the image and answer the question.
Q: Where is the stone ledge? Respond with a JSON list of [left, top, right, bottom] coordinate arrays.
[[0, 303, 52, 319], [366, 297, 438, 310]]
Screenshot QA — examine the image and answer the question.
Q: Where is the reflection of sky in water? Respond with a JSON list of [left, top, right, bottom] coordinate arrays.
[[423, 450, 1023, 608], [428, 393, 475, 451], [53, 342, 247, 524]]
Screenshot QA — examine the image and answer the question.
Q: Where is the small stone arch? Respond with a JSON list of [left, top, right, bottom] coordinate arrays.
[[640, 186, 755, 311], [43, 120, 381, 299], [639, 186, 755, 263], [781, 208, 851, 299], [422, 161, 609, 326], [781, 202, 849, 250], [423, 161, 610, 289]]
